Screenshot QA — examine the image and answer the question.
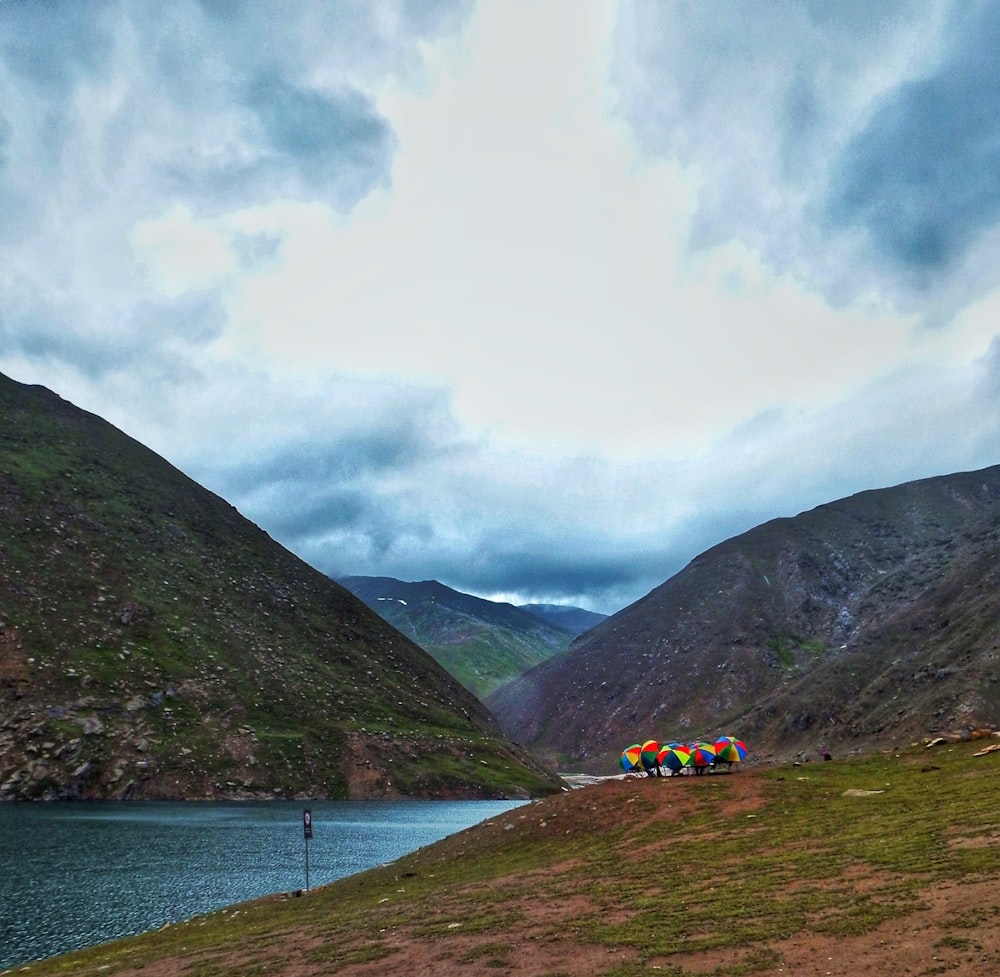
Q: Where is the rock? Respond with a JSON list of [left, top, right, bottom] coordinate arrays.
[[58, 738, 82, 760]]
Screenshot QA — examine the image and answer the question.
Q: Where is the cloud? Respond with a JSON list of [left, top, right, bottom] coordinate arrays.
[[611, 0, 1000, 316], [130, 206, 239, 296], [0, 0, 113, 95], [0, 273, 225, 385], [149, 333, 1000, 617], [242, 75, 394, 203], [0, 0, 473, 380], [825, 4, 1000, 281], [4, 1, 1000, 619], [181, 343, 1000, 618]]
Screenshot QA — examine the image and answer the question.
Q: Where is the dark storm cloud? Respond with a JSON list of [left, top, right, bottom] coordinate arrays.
[[138, 8, 398, 212], [0, 0, 114, 94], [825, 5, 1000, 281], [613, 1, 1000, 313], [211, 427, 436, 541], [0, 0, 412, 223], [241, 76, 395, 206], [205, 387, 449, 489], [171, 377, 471, 563], [0, 0, 472, 384], [254, 484, 377, 543], [0, 291, 225, 381], [434, 534, 674, 612]]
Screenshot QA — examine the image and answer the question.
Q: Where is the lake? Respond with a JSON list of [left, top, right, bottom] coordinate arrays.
[[0, 799, 526, 969]]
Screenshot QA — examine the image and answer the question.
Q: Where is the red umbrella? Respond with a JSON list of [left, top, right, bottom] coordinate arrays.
[[640, 739, 661, 773], [657, 743, 692, 773], [620, 743, 642, 772], [714, 736, 747, 764], [688, 742, 717, 774]]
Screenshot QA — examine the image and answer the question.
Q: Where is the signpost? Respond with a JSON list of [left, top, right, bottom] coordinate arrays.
[[302, 808, 313, 893]]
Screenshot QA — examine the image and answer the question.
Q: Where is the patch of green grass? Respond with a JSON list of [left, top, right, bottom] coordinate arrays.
[[766, 632, 796, 668], [766, 631, 826, 667], [938, 906, 992, 930]]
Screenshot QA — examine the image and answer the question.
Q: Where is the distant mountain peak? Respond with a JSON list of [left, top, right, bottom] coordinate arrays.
[[518, 603, 608, 637], [338, 576, 602, 699]]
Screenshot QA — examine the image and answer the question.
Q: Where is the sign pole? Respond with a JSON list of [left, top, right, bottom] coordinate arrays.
[[302, 808, 313, 893]]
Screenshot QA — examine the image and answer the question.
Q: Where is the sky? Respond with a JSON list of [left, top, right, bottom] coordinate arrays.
[[4, 1, 1000, 616]]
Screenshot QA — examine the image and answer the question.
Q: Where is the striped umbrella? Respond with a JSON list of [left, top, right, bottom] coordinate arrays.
[[689, 742, 717, 771], [657, 743, 692, 773], [620, 743, 642, 772], [640, 739, 661, 772], [714, 736, 748, 764]]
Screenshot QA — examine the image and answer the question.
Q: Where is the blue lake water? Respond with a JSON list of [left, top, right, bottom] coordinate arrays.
[[0, 799, 526, 969]]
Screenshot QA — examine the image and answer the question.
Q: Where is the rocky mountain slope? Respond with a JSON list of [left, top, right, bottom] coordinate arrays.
[[0, 373, 562, 800], [338, 576, 598, 699], [488, 465, 1000, 771]]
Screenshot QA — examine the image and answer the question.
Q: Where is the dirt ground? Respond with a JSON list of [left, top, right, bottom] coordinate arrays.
[[85, 768, 1000, 977]]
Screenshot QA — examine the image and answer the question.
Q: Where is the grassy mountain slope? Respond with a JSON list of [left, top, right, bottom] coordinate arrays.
[[23, 743, 1000, 976], [337, 576, 576, 700], [488, 466, 1000, 771], [0, 373, 562, 800]]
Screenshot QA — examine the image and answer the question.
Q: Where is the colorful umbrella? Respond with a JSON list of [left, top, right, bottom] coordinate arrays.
[[657, 743, 692, 773], [714, 736, 747, 764], [620, 743, 642, 772], [640, 739, 661, 772], [689, 742, 717, 771]]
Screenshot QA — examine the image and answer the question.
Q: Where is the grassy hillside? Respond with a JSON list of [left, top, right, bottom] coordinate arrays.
[[22, 741, 1000, 975], [339, 576, 576, 699], [0, 373, 562, 800]]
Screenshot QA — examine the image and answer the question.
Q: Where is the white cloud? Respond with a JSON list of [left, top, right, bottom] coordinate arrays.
[[130, 205, 238, 296], [187, 0, 986, 464]]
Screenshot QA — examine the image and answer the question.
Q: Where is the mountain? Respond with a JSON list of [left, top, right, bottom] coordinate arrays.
[[518, 603, 607, 636], [488, 465, 1000, 771], [0, 373, 563, 800], [337, 576, 577, 700]]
